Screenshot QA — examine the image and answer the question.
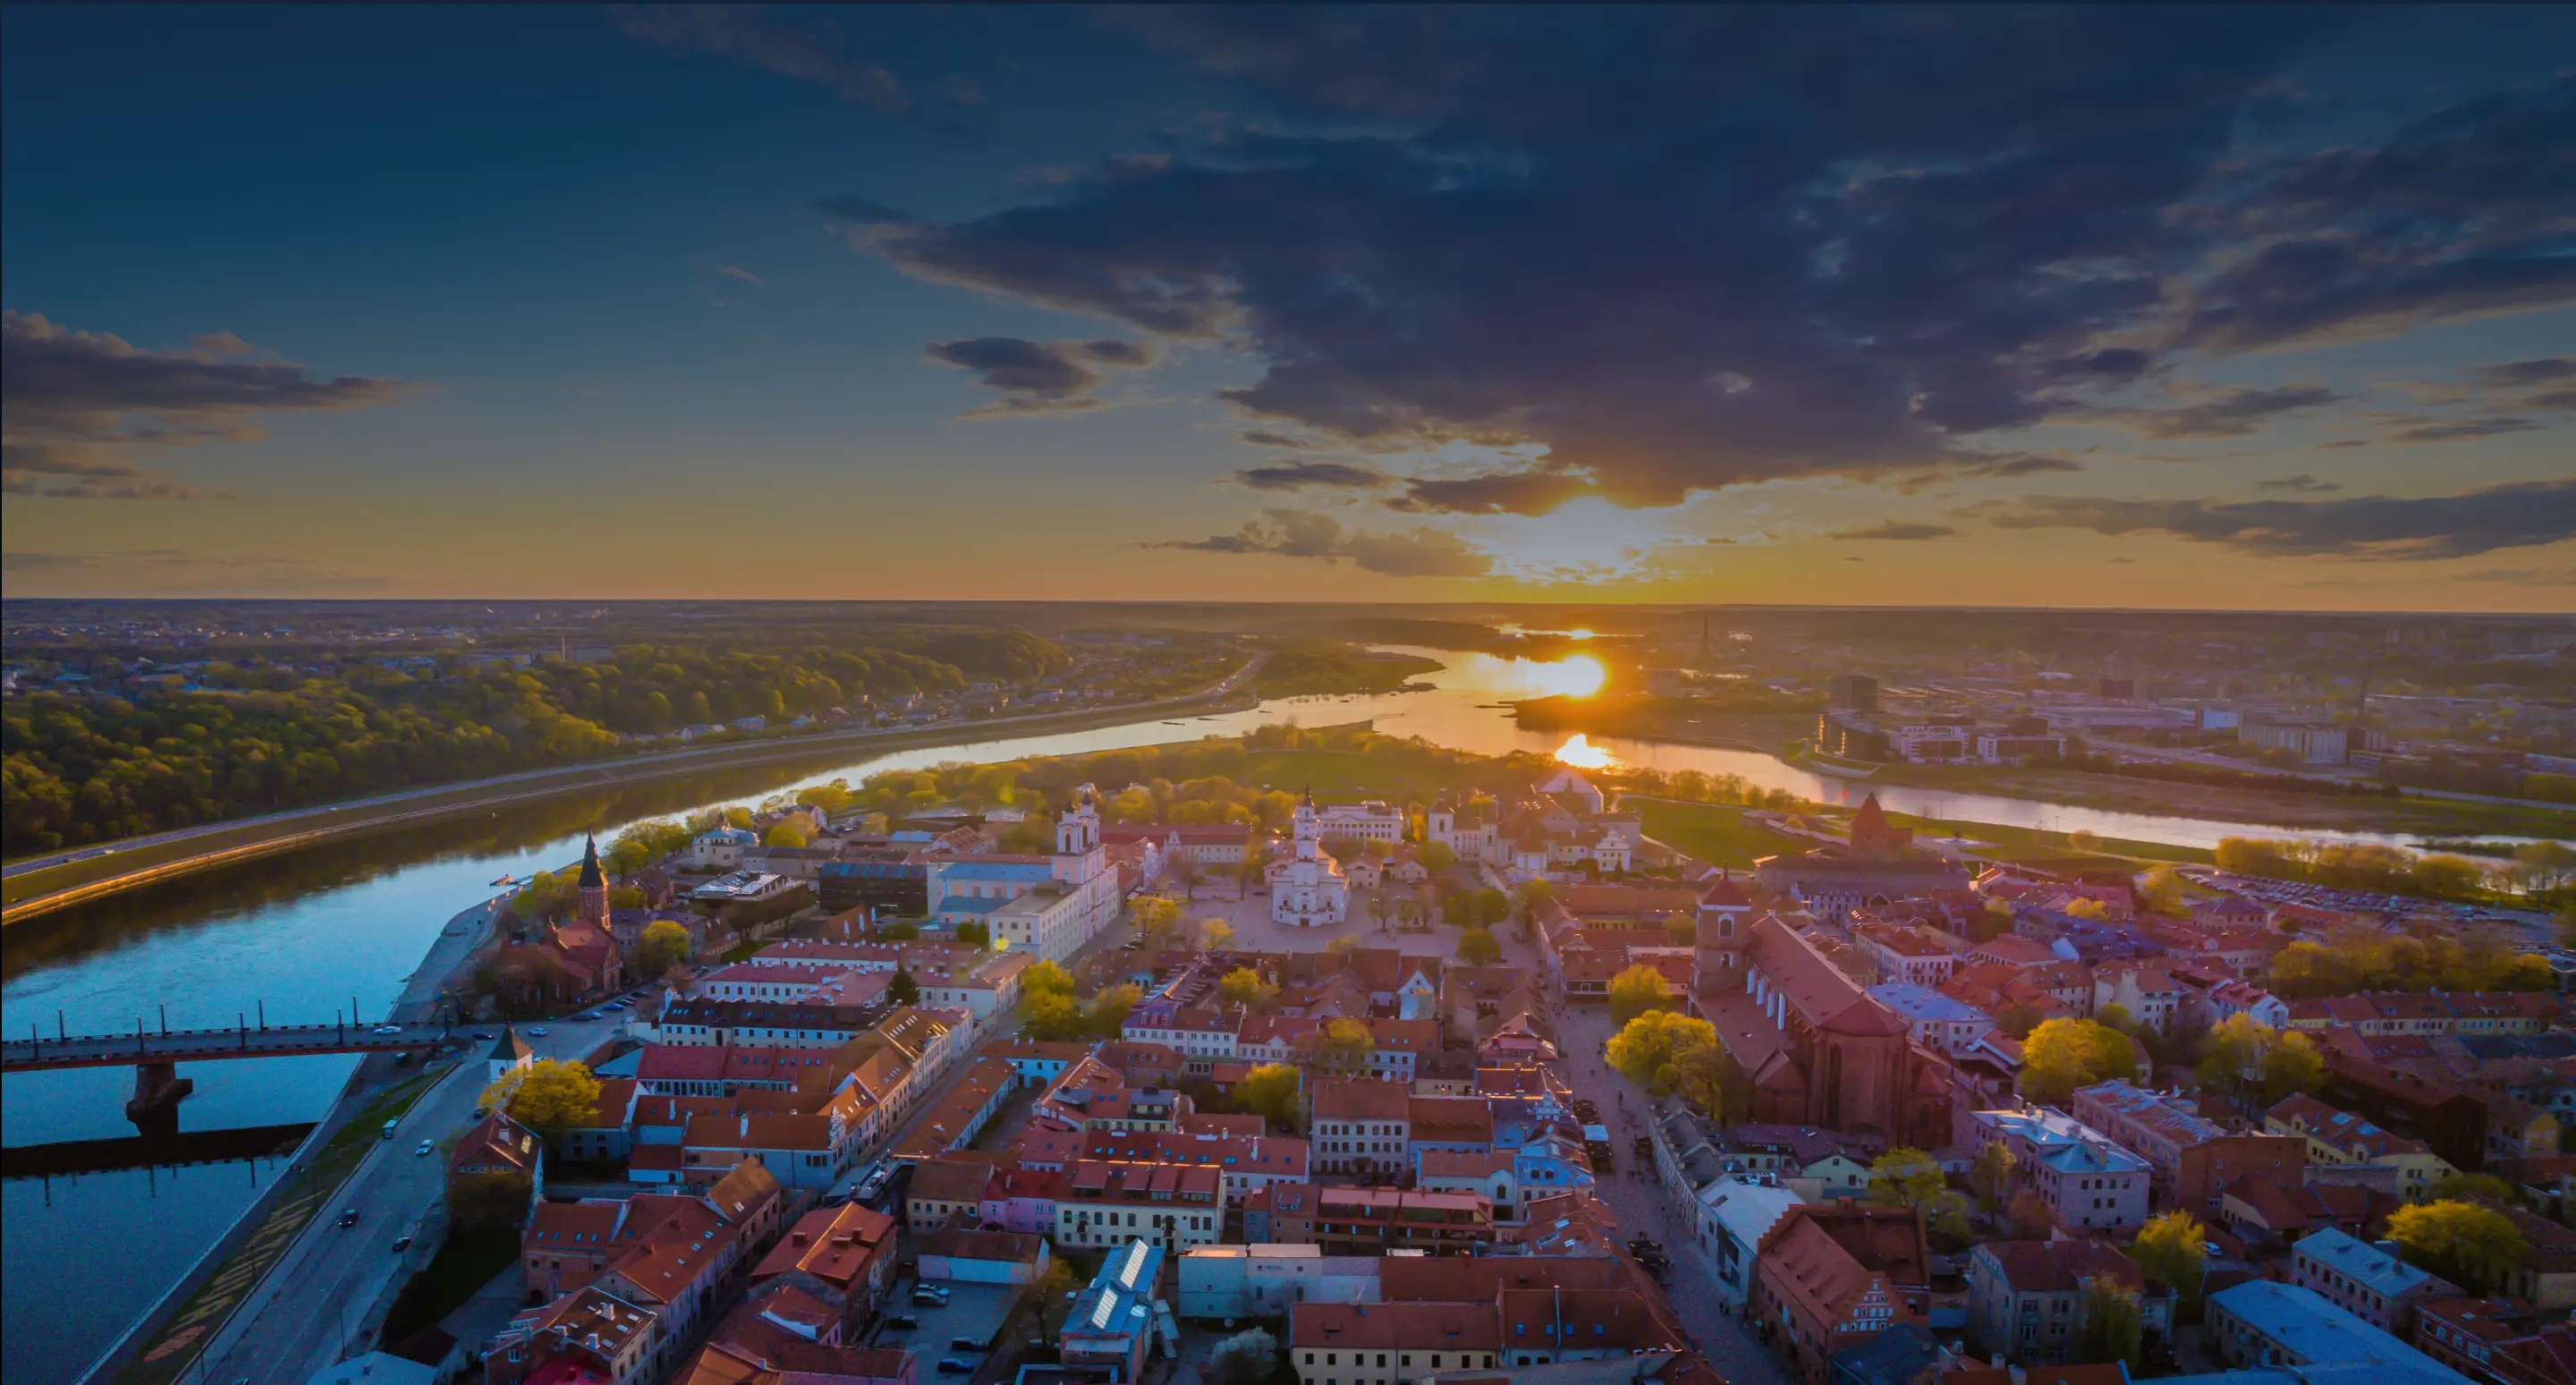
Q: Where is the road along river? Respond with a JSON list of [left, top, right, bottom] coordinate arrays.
[[0, 646, 2530, 1377]]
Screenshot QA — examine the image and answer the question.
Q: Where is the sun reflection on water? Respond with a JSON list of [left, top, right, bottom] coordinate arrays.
[[1554, 733, 1616, 769]]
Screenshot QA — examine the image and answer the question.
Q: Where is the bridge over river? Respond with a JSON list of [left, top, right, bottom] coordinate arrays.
[[2, 1015, 463, 1137]]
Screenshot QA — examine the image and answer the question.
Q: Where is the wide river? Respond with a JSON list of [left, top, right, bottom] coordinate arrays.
[[0, 646, 2534, 1375]]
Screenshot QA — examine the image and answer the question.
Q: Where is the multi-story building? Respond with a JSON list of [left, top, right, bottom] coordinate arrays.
[[1063, 1240, 1166, 1384], [1313, 1078, 1412, 1177], [1311, 1187, 1496, 1255], [2267, 1092, 2458, 1202], [1865, 982, 1994, 1056], [2073, 1078, 2307, 1214], [1314, 801, 1404, 844], [1854, 925, 1962, 989], [1286, 1301, 1502, 1385], [1055, 1160, 1225, 1251], [1968, 1240, 2172, 1367], [2205, 1280, 2469, 1381], [1750, 1202, 1931, 1385], [1968, 1107, 2152, 1231], [2292, 1228, 2460, 1333]]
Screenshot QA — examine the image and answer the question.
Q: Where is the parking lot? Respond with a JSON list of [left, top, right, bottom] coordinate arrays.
[[867, 1274, 1027, 1379]]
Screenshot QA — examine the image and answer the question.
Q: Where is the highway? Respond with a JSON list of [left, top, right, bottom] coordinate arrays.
[[191, 1008, 631, 1385]]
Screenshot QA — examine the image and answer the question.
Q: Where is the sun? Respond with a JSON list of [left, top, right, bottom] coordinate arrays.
[[1547, 654, 1607, 698]]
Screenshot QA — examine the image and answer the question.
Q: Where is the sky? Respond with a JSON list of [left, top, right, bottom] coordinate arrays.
[[3, 4, 2572, 610]]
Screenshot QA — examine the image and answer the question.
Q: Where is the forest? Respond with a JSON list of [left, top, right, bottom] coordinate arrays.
[[2, 631, 1066, 854]]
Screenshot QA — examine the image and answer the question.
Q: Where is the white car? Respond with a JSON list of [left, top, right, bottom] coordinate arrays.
[[415, 1140, 435, 1157], [371, 1025, 402, 1036]]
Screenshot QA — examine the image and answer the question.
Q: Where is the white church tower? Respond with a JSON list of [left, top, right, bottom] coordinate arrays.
[[1273, 788, 1350, 928]]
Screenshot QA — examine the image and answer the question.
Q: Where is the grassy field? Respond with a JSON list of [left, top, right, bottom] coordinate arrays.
[[1627, 798, 1811, 870], [1227, 750, 1462, 798]]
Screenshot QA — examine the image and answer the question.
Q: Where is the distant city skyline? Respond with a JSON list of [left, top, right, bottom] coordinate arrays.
[[3, 5, 2571, 609]]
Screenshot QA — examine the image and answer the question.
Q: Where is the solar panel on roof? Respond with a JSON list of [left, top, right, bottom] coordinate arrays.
[[1090, 1292, 1118, 1330]]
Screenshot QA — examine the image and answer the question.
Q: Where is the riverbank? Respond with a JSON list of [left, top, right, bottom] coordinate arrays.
[[1864, 760, 2575, 839], [4, 666, 1258, 923]]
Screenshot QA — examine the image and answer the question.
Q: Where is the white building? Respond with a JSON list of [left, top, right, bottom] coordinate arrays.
[[1178, 1245, 1381, 1320], [1313, 801, 1403, 844], [684, 827, 758, 870], [1273, 792, 1351, 928]]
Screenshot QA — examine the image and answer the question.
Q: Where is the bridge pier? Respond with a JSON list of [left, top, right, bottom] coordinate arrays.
[[124, 1061, 194, 1139]]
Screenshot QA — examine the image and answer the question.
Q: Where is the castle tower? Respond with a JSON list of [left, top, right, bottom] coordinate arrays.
[[575, 832, 609, 929], [1844, 794, 1911, 860]]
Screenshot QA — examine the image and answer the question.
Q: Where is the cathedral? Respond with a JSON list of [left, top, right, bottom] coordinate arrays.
[[1271, 790, 1351, 928], [1692, 907, 1949, 1151]]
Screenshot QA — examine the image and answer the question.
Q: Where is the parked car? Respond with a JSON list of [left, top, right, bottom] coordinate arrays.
[[391, 1236, 412, 1253], [936, 1359, 975, 1374], [414, 1140, 434, 1157], [883, 1315, 919, 1330], [337, 1208, 361, 1228], [371, 1024, 402, 1035], [471, 1031, 495, 1040], [952, 1338, 984, 1352], [528, 1026, 550, 1036]]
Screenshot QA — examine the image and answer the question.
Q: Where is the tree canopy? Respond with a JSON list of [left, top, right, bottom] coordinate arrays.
[[1608, 964, 1676, 1024], [2019, 1017, 2140, 1105], [2387, 1199, 2528, 1294]]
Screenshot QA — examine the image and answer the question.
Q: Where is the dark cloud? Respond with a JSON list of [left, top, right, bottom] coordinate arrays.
[[2086, 385, 2342, 439], [3, 310, 419, 499], [2257, 474, 2341, 493], [922, 336, 1159, 416], [1238, 430, 1324, 449], [2471, 356, 2576, 390], [1963, 453, 2085, 479], [1390, 468, 1595, 515], [2178, 76, 2576, 352], [609, 5, 906, 112], [1147, 507, 1489, 576], [821, 9, 2576, 512], [1829, 521, 1959, 541], [1974, 480, 2576, 560], [1232, 460, 1388, 491], [2376, 414, 2541, 444]]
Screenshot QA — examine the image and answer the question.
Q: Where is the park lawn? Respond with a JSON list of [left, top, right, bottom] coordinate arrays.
[[1627, 798, 1809, 870]]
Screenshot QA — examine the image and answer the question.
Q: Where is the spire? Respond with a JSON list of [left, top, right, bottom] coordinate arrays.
[[1301, 786, 1315, 809], [577, 832, 606, 889]]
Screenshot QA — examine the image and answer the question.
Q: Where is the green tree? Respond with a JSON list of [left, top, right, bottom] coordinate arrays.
[[2138, 866, 2188, 916], [1969, 1143, 2017, 1214], [888, 968, 920, 1007], [2004, 1189, 2055, 1240], [1295, 1018, 1377, 1075], [1457, 927, 1504, 966], [764, 823, 808, 848], [2020, 1018, 2139, 1106], [1237, 1063, 1305, 1133], [1086, 983, 1143, 1038], [1417, 841, 1457, 871], [1022, 959, 1075, 999], [450, 1168, 535, 1228], [2429, 1172, 2522, 1205], [2261, 1029, 2327, 1102], [1608, 964, 1675, 1024], [2387, 1199, 2528, 1294], [504, 1059, 604, 1134], [634, 919, 692, 978], [1869, 1147, 1970, 1244], [956, 921, 990, 949], [1995, 999, 2046, 1040], [2131, 1211, 2208, 1303], [1207, 1328, 1279, 1385], [2075, 1280, 2143, 1369], [1511, 879, 1555, 924], [1023, 991, 1081, 1041], [1031, 1258, 1082, 1335], [1201, 919, 1236, 953], [1131, 896, 1182, 951], [1219, 967, 1280, 1010]]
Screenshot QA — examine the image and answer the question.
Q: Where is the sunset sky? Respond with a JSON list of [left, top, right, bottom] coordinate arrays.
[[3, 5, 2571, 608]]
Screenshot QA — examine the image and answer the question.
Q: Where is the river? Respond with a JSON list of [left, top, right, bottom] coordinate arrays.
[[0, 646, 2537, 1376]]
